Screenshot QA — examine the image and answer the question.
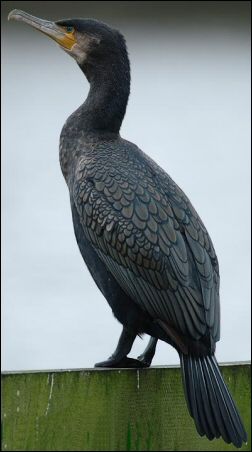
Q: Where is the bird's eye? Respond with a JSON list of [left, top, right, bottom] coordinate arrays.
[[66, 26, 74, 33]]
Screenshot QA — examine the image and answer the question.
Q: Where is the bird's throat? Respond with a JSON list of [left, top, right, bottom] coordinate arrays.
[[79, 59, 130, 135]]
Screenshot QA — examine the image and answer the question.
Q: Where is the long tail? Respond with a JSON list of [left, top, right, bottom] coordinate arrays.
[[180, 353, 247, 448]]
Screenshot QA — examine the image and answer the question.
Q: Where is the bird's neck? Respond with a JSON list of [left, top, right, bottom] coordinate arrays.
[[78, 60, 130, 135]]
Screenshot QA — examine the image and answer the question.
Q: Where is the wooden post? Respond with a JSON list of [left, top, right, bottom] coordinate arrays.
[[1, 363, 251, 451]]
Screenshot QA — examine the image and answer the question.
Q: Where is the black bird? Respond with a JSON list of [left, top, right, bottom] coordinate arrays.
[[8, 10, 247, 448]]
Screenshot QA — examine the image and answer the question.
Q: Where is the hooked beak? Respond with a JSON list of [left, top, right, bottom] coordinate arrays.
[[8, 9, 76, 50]]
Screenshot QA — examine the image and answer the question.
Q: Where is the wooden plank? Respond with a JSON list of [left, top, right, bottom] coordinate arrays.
[[1, 364, 251, 451]]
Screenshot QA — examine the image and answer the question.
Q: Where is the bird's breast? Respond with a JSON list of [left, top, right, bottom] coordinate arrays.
[[59, 128, 89, 186]]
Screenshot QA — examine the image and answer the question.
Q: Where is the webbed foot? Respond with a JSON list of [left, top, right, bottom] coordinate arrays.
[[137, 353, 152, 367], [94, 356, 148, 368]]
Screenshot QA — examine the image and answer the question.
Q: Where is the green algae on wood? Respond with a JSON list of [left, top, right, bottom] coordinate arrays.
[[1, 364, 251, 451]]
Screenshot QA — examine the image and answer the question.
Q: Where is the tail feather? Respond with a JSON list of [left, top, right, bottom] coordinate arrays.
[[202, 356, 232, 443], [210, 356, 246, 440], [180, 354, 247, 448], [197, 357, 220, 439], [192, 358, 216, 440]]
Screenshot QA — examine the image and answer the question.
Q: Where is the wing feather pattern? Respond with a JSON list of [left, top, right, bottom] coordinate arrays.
[[72, 141, 220, 344]]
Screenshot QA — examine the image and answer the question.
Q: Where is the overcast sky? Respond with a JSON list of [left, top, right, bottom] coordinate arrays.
[[2, 1, 251, 370]]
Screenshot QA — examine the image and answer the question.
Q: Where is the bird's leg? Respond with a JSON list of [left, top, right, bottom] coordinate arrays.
[[137, 336, 158, 367], [95, 326, 147, 368]]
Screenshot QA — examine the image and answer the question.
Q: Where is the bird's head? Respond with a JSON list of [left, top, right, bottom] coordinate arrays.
[[8, 10, 129, 79], [8, 10, 131, 133]]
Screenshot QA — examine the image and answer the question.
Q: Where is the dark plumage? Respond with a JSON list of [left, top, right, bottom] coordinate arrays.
[[9, 10, 247, 448]]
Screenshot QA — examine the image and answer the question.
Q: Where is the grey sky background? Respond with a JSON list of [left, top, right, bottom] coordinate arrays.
[[2, 1, 251, 370]]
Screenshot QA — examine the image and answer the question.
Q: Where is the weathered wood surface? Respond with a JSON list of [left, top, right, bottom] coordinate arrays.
[[1, 363, 251, 451]]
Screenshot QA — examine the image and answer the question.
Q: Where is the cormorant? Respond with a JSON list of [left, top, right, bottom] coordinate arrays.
[[8, 10, 247, 448]]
